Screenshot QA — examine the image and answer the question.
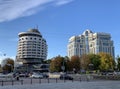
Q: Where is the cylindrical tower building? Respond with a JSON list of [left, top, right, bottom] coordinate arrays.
[[15, 28, 47, 72]]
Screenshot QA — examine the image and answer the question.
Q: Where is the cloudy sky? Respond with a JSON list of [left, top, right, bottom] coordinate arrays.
[[0, 0, 74, 22], [0, 0, 120, 62]]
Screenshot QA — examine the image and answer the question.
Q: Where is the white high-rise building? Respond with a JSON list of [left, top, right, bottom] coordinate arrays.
[[67, 29, 114, 59], [15, 28, 47, 72]]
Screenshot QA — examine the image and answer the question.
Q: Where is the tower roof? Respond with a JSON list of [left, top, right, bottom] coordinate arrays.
[[83, 29, 93, 36], [28, 28, 40, 34], [18, 28, 42, 37]]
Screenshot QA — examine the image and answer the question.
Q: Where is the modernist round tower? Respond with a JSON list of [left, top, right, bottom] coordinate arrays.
[[15, 28, 47, 72]]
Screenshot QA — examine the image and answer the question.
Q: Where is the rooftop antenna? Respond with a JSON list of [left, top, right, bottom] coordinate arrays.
[[36, 25, 38, 29]]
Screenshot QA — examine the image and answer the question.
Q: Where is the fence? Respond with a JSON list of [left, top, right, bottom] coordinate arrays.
[[0, 78, 74, 86]]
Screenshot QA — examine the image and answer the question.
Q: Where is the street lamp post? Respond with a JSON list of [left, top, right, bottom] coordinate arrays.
[[61, 60, 65, 73], [61, 59, 66, 80]]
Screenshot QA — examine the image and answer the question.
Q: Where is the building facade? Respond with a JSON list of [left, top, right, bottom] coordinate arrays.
[[67, 29, 114, 59], [15, 28, 47, 72]]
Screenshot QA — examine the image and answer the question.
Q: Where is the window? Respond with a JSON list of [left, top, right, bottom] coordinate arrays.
[[103, 43, 109, 46], [80, 45, 83, 48], [90, 44, 92, 47]]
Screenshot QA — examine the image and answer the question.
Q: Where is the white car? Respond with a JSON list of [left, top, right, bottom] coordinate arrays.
[[30, 73, 43, 78]]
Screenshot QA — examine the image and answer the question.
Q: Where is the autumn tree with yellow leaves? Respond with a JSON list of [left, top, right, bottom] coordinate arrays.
[[98, 52, 115, 71]]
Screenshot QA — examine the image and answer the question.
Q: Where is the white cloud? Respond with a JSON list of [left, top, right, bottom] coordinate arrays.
[[0, 51, 2, 55], [0, 0, 74, 23], [55, 0, 74, 6]]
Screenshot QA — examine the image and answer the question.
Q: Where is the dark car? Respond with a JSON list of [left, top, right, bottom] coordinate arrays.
[[42, 73, 49, 78], [60, 74, 73, 80]]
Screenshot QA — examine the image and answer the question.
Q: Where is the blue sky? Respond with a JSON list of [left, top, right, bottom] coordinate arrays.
[[0, 0, 120, 62]]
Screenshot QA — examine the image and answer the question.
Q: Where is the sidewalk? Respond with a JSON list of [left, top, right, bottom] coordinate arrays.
[[0, 80, 120, 89]]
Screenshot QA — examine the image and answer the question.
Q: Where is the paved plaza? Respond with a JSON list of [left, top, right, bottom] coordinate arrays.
[[0, 80, 120, 89]]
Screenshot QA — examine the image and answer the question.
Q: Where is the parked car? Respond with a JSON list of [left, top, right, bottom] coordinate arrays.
[[60, 74, 73, 80], [106, 72, 114, 75], [30, 73, 43, 78], [19, 73, 28, 77], [42, 73, 49, 78], [101, 72, 107, 75]]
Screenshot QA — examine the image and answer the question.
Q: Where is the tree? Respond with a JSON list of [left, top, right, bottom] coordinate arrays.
[[88, 54, 101, 70], [116, 55, 120, 71], [70, 56, 81, 72], [50, 56, 64, 72], [80, 54, 90, 70], [98, 52, 115, 71], [63, 56, 70, 72], [1, 58, 14, 73], [66, 60, 72, 71], [0, 64, 2, 72]]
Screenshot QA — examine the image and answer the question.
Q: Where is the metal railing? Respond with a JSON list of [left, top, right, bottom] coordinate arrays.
[[0, 77, 83, 86]]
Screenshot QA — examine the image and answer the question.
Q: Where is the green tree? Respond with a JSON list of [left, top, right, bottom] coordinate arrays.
[[63, 56, 70, 72], [116, 55, 120, 71], [88, 54, 101, 70]]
